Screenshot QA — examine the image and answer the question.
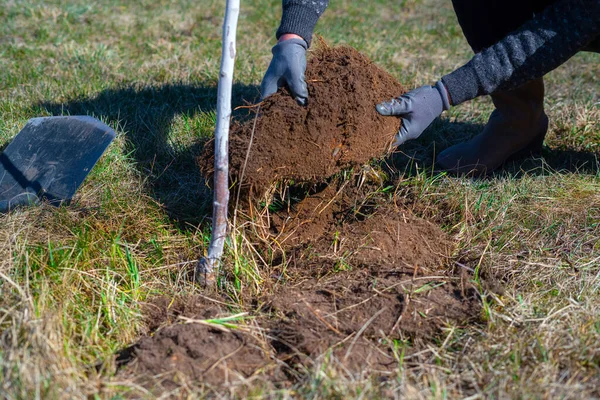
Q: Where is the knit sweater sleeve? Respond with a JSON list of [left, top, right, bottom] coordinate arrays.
[[276, 0, 329, 47], [442, 0, 600, 106]]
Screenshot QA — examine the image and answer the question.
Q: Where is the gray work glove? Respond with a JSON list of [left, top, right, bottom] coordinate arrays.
[[376, 80, 451, 146], [260, 38, 309, 105]]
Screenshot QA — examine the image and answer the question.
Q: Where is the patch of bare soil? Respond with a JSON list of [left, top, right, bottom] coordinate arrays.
[[266, 267, 479, 374], [117, 188, 480, 388], [119, 265, 478, 389], [200, 45, 406, 195], [117, 46, 483, 392], [117, 297, 269, 389], [258, 189, 478, 375]]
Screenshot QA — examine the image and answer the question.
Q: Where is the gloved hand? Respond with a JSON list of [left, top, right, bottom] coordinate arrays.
[[260, 38, 309, 105], [376, 80, 451, 146]]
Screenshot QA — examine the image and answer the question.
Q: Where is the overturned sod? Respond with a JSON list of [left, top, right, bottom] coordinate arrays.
[[200, 45, 407, 195], [121, 45, 482, 388]]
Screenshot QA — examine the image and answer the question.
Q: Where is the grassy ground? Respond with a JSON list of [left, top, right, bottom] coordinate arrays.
[[1, 0, 599, 398]]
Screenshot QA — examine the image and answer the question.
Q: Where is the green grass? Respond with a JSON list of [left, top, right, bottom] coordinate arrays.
[[1, 0, 600, 398]]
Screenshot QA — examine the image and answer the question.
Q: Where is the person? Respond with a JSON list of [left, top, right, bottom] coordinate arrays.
[[260, 0, 600, 175]]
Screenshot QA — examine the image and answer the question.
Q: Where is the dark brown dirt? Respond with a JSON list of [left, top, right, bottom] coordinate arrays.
[[118, 297, 270, 389], [200, 45, 406, 195], [265, 266, 479, 373], [257, 188, 478, 374], [118, 188, 480, 387], [265, 182, 451, 276], [119, 46, 484, 392], [119, 265, 479, 388]]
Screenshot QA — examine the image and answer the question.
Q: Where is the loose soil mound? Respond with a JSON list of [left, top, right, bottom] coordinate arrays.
[[118, 188, 481, 389], [118, 46, 483, 393], [267, 184, 450, 274], [200, 45, 406, 194], [260, 191, 478, 374], [266, 266, 479, 373], [119, 266, 479, 389], [118, 297, 268, 389]]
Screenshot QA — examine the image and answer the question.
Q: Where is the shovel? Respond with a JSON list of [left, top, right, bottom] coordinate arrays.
[[0, 116, 116, 212]]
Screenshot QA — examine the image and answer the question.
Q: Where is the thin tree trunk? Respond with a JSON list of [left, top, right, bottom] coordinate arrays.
[[198, 0, 240, 283]]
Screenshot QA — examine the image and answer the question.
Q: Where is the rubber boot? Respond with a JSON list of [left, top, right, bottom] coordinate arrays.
[[437, 78, 548, 176]]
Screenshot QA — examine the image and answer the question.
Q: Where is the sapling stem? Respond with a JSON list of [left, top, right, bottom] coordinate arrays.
[[198, 0, 240, 284]]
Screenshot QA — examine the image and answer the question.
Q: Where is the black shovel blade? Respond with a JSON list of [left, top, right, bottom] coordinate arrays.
[[0, 116, 116, 212]]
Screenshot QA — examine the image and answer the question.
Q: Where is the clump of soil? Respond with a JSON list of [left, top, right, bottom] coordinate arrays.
[[200, 45, 406, 194], [266, 266, 479, 373], [267, 183, 451, 273], [118, 297, 269, 389], [118, 45, 484, 393], [130, 324, 265, 386]]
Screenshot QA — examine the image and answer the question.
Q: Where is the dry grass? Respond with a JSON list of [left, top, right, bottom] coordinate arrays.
[[1, 0, 599, 398]]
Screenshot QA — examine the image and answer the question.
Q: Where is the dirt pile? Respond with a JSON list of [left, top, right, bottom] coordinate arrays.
[[117, 46, 483, 393], [266, 183, 450, 272], [256, 187, 478, 373], [200, 45, 406, 194], [118, 297, 269, 388], [119, 264, 479, 390], [117, 186, 481, 389]]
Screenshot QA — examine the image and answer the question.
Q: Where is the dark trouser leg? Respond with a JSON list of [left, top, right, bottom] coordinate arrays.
[[439, 0, 556, 175], [583, 35, 600, 53]]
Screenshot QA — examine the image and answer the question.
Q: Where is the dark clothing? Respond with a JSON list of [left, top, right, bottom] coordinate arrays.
[[451, 0, 556, 52], [277, 0, 600, 105], [453, 0, 600, 54], [276, 0, 328, 47], [442, 0, 600, 105]]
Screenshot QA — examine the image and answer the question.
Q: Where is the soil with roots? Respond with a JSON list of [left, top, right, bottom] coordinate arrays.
[[117, 46, 483, 392], [199, 45, 406, 196], [117, 183, 481, 390]]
